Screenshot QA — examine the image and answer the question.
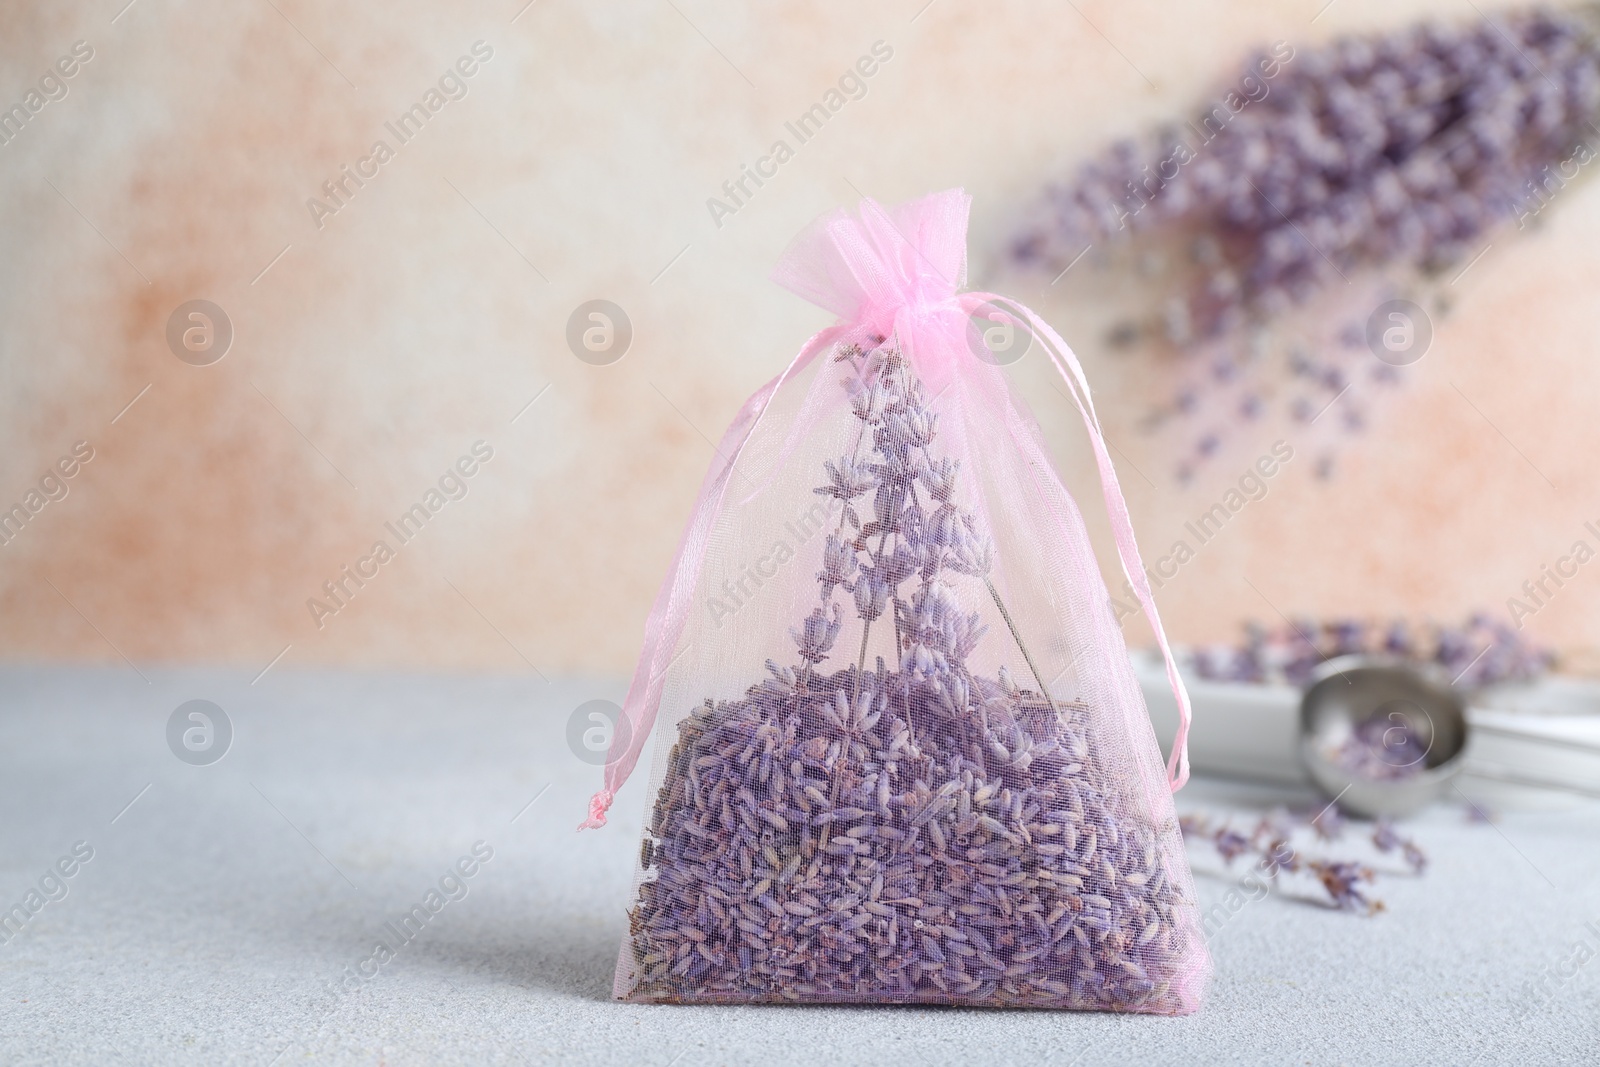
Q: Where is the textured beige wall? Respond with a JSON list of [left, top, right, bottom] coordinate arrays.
[[0, 0, 1596, 677]]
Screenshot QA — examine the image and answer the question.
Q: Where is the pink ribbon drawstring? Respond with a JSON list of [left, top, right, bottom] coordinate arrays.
[[966, 293, 1193, 791], [581, 789, 615, 830], [577, 325, 846, 832]]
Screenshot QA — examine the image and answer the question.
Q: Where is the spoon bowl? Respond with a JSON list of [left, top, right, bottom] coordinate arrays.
[[1298, 655, 1470, 817]]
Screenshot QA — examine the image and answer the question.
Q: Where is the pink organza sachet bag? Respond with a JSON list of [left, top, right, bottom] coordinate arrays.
[[581, 189, 1210, 1013]]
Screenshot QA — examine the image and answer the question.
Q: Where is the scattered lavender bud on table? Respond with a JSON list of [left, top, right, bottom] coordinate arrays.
[[1372, 817, 1429, 873], [1180, 806, 1412, 915], [1308, 860, 1384, 915], [1308, 802, 1347, 842]]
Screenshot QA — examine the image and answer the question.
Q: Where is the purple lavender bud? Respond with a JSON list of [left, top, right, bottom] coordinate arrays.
[[853, 569, 890, 622], [851, 380, 892, 424], [1371, 817, 1403, 854], [1309, 803, 1346, 841], [817, 534, 858, 600], [816, 456, 877, 502], [1213, 827, 1252, 864], [1310, 860, 1381, 913], [791, 604, 842, 664], [921, 456, 960, 502]]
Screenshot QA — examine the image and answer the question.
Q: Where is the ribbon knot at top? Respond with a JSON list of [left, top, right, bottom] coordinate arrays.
[[770, 189, 971, 339]]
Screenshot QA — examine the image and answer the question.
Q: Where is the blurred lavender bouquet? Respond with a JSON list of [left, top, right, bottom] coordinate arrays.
[[1190, 613, 1554, 688], [1012, 8, 1600, 480]]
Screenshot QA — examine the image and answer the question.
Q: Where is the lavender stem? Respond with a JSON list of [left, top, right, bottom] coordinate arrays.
[[985, 575, 1055, 708]]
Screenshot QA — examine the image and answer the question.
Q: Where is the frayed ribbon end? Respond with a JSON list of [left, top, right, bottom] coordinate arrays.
[[577, 789, 615, 832]]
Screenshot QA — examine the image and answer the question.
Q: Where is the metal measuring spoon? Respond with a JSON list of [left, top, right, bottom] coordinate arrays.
[[1298, 655, 1470, 817]]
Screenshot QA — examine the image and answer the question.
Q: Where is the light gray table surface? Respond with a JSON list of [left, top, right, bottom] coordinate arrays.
[[2, 666, 1596, 1066]]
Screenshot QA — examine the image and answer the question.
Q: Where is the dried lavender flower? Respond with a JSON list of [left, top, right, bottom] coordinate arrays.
[[852, 569, 891, 621], [791, 604, 842, 665], [1372, 817, 1429, 873], [817, 534, 858, 600], [1212, 826, 1253, 865], [1308, 802, 1346, 842], [1308, 860, 1384, 914], [816, 456, 877, 505], [1181, 806, 1409, 914]]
